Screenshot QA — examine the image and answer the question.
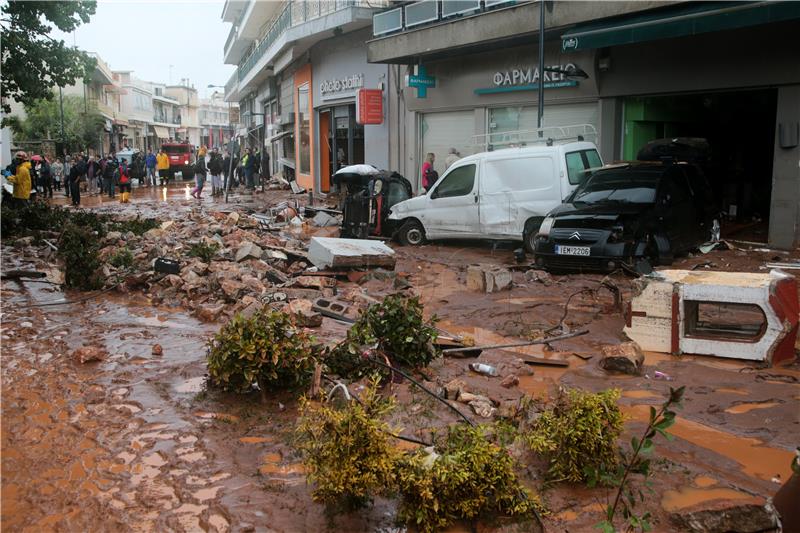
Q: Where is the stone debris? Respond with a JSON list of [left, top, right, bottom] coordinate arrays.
[[466, 265, 513, 293], [235, 241, 263, 262], [500, 374, 520, 388], [600, 342, 645, 375], [311, 211, 340, 228], [151, 344, 163, 356], [669, 501, 778, 533], [72, 346, 108, 364], [281, 299, 323, 328], [307, 237, 396, 269]]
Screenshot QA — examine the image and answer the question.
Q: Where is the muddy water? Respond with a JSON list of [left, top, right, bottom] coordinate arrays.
[[661, 487, 755, 512]]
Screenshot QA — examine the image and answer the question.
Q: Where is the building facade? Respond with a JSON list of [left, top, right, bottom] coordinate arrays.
[[166, 83, 202, 147], [200, 92, 235, 150], [367, 0, 800, 249]]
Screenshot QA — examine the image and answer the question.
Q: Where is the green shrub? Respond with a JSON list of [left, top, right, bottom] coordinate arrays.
[[524, 388, 623, 483], [296, 380, 399, 515], [108, 246, 134, 269], [396, 424, 543, 533], [1, 201, 68, 237], [108, 216, 159, 236], [188, 241, 220, 263], [207, 309, 320, 395], [327, 295, 439, 379], [59, 222, 103, 290]]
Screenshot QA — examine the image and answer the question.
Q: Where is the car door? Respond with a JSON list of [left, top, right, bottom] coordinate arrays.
[[424, 163, 480, 238]]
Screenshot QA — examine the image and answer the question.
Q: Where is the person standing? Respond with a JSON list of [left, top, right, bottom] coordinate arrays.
[[63, 156, 72, 197], [117, 157, 131, 203], [261, 148, 271, 187], [67, 158, 81, 206], [51, 158, 64, 191], [86, 156, 99, 195], [222, 150, 231, 191], [156, 148, 170, 186], [252, 148, 261, 190], [208, 149, 223, 197], [445, 148, 461, 170], [145, 150, 157, 186], [38, 157, 53, 199], [421, 152, 437, 192], [7, 151, 32, 206], [243, 148, 255, 190], [191, 153, 207, 199], [102, 154, 118, 198], [73, 153, 87, 195]]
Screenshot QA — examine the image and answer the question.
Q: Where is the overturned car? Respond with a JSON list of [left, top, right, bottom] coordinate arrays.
[[533, 161, 717, 272]]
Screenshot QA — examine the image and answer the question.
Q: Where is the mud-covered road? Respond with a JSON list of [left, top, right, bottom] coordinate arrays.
[[2, 184, 799, 532]]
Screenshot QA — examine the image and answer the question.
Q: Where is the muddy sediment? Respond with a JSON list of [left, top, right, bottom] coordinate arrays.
[[2, 183, 799, 531]]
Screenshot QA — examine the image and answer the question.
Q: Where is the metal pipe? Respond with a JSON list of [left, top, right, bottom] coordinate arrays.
[[537, 0, 545, 135]]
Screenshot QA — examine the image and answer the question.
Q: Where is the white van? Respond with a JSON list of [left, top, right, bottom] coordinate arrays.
[[388, 140, 602, 251]]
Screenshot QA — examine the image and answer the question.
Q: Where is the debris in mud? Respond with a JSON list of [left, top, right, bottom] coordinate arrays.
[[668, 500, 779, 533], [466, 265, 513, 293], [500, 374, 520, 388], [72, 345, 108, 364], [281, 299, 323, 328], [308, 237, 396, 269], [600, 341, 644, 375], [151, 344, 163, 356]]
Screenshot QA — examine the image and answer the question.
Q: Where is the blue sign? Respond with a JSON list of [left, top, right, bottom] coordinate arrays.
[[474, 80, 578, 95], [406, 65, 436, 98]]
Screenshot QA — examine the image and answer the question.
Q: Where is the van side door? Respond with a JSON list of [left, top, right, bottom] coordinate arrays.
[[481, 156, 559, 237], [424, 163, 481, 238]]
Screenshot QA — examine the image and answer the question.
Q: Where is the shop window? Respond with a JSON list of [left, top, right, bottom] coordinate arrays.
[[683, 301, 767, 341], [432, 164, 476, 199], [297, 84, 310, 174]]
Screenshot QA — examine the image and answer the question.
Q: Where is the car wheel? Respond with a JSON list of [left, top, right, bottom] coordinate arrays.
[[523, 231, 537, 254], [397, 220, 426, 246], [647, 234, 673, 266]]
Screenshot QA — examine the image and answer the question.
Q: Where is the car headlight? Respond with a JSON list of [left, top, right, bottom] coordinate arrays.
[[538, 216, 555, 236], [609, 224, 624, 243]]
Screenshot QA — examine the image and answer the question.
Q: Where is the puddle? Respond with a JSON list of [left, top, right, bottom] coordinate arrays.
[[622, 390, 661, 399], [724, 401, 780, 414], [694, 475, 718, 488], [239, 436, 272, 444], [714, 387, 749, 396], [624, 405, 793, 481], [661, 487, 753, 511], [554, 509, 578, 521], [174, 377, 206, 394]]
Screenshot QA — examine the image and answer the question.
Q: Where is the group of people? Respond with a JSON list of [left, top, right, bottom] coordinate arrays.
[[189, 147, 226, 199]]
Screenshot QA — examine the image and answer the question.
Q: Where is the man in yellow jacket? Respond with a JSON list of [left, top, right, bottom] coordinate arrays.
[[156, 148, 170, 186], [7, 151, 32, 205]]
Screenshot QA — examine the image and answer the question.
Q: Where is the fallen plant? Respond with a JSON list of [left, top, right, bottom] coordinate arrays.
[[188, 241, 220, 263], [108, 246, 134, 269], [207, 308, 320, 397], [525, 387, 624, 483], [58, 222, 103, 290], [296, 379, 399, 516], [327, 295, 439, 379], [590, 386, 685, 533], [396, 424, 544, 533], [108, 215, 159, 236]]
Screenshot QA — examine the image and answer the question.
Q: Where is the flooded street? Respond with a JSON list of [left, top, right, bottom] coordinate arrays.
[[2, 185, 799, 532]]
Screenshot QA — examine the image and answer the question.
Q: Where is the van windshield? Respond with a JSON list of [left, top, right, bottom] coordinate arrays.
[[572, 171, 660, 205], [163, 145, 190, 154]]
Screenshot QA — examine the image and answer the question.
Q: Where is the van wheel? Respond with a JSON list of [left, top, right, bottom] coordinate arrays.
[[523, 231, 537, 254], [398, 220, 426, 246]]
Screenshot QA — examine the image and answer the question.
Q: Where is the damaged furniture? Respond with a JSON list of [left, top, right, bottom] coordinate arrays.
[[625, 269, 798, 365]]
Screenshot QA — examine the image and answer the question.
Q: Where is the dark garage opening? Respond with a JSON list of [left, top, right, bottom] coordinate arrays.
[[623, 89, 777, 242]]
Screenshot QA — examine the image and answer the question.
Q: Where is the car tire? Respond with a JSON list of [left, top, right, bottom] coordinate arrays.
[[397, 220, 426, 246], [647, 234, 673, 266], [523, 231, 537, 254]]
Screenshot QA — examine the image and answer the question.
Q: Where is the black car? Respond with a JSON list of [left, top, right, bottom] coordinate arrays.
[[333, 166, 413, 239], [533, 162, 716, 272]]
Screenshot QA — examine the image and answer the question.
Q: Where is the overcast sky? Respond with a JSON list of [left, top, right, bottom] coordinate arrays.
[[52, 0, 235, 98]]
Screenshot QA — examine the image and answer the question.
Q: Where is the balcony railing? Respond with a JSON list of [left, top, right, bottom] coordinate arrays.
[[237, 0, 386, 82], [373, 0, 520, 37], [153, 114, 181, 125]]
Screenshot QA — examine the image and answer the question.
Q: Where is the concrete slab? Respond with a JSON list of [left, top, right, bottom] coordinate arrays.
[[307, 237, 396, 270]]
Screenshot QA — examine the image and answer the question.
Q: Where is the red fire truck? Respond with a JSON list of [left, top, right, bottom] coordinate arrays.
[[160, 142, 194, 179]]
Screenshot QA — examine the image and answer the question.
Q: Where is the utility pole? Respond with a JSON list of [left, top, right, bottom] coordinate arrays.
[[59, 86, 66, 155], [537, 0, 545, 135]]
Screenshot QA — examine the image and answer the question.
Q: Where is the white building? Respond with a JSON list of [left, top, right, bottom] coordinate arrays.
[[199, 91, 235, 149]]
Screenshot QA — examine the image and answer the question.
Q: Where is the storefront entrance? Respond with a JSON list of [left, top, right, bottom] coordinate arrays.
[[319, 104, 364, 192], [623, 89, 777, 242]]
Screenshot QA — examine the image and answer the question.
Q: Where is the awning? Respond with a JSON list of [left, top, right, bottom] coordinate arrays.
[[152, 126, 170, 139], [561, 1, 800, 52], [266, 130, 292, 143]]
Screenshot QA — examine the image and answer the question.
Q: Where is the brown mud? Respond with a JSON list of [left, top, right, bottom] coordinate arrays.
[[2, 184, 799, 531]]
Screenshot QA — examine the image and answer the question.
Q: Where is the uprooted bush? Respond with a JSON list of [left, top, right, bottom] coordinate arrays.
[[326, 295, 439, 379], [207, 308, 320, 396], [396, 424, 544, 533], [188, 241, 220, 263], [107, 215, 159, 236], [524, 387, 623, 483], [59, 222, 103, 290], [108, 246, 134, 269], [1, 202, 108, 239], [296, 379, 399, 515]]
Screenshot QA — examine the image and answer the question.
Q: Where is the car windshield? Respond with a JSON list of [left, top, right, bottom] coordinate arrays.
[[572, 170, 660, 205]]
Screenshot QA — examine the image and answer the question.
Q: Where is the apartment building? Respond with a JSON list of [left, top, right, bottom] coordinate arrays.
[[199, 92, 235, 149], [367, 0, 800, 249], [166, 82, 202, 147], [222, 0, 390, 190]]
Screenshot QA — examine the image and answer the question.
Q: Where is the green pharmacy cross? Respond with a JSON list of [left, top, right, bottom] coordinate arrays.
[[406, 65, 436, 98]]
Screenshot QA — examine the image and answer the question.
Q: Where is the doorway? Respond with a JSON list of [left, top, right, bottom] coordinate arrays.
[[320, 103, 364, 192]]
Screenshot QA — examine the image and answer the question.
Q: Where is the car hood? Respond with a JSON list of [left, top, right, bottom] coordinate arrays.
[[388, 195, 427, 219], [549, 202, 652, 228]]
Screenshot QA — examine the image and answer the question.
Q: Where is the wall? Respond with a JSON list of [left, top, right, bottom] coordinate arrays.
[[769, 85, 800, 249]]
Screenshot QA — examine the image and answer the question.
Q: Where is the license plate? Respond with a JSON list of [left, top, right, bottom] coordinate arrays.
[[556, 245, 590, 256]]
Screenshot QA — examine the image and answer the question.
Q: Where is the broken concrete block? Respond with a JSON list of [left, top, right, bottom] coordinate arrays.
[[669, 501, 777, 533], [292, 276, 336, 289], [281, 299, 323, 328], [196, 303, 225, 322], [308, 237, 396, 270], [466, 265, 486, 292], [72, 346, 107, 364], [220, 279, 245, 299], [263, 249, 289, 261], [469, 400, 497, 418], [486, 268, 513, 293], [225, 212, 240, 225], [444, 379, 467, 400], [235, 241, 263, 262], [600, 342, 644, 375], [311, 211, 340, 227]]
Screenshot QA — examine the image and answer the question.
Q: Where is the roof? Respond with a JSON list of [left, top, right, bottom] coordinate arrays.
[[455, 141, 598, 165]]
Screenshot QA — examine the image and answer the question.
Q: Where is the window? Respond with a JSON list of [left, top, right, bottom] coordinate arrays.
[[684, 301, 766, 341], [483, 156, 554, 192], [432, 164, 476, 199], [566, 149, 602, 185], [297, 84, 310, 174]]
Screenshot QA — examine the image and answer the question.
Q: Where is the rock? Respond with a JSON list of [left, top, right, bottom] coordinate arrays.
[[486, 268, 513, 293], [220, 279, 245, 299], [106, 231, 122, 241], [241, 274, 266, 295], [308, 237, 396, 270], [311, 211, 340, 227], [459, 392, 495, 405], [225, 212, 240, 225], [235, 241, 263, 262], [466, 265, 486, 292], [143, 228, 164, 239], [600, 342, 645, 375], [525, 269, 552, 286], [500, 374, 520, 388], [669, 501, 777, 533], [281, 299, 323, 328], [240, 301, 263, 319], [197, 303, 225, 322], [182, 270, 203, 287], [152, 344, 163, 356], [263, 249, 289, 261], [160, 220, 175, 231], [292, 276, 336, 289], [444, 379, 467, 400], [262, 263, 290, 284], [72, 346, 107, 364], [165, 274, 183, 288], [469, 400, 497, 418]]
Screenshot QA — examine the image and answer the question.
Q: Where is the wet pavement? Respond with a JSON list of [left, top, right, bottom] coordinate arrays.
[[2, 186, 799, 531]]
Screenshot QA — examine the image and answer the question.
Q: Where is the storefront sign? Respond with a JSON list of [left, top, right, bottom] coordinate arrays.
[[474, 63, 580, 95], [320, 73, 364, 99], [356, 89, 383, 125], [406, 65, 436, 98]]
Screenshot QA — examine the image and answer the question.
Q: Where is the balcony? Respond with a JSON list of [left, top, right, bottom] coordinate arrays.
[[222, 0, 248, 23], [153, 113, 180, 125], [90, 98, 114, 119]]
